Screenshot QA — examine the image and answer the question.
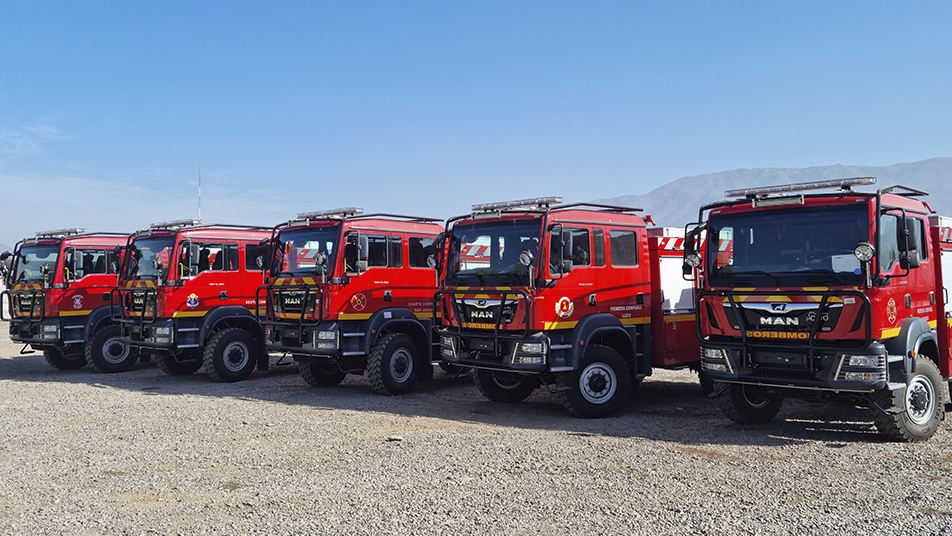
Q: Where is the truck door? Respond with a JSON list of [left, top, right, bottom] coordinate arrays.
[[546, 226, 596, 328], [655, 245, 697, 365]]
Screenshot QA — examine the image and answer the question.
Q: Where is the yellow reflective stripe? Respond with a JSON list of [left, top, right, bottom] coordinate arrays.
[[664, 314, 696, 323], [60, 310, 93, 317], [338, 313, 373, 321], [171, 311, 206, 318]]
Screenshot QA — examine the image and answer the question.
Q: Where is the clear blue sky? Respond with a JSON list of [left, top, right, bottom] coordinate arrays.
[[1, 1, 949, 248]]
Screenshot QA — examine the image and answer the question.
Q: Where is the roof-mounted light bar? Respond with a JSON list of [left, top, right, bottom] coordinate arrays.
[[472, 196, 563, 212], [296, 207, 364, 220], [725, 177, 876, 199], [35, 228, 85, 238], [149, 218, 201, 230]]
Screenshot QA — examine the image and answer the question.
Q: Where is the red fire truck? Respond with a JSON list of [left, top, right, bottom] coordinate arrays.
[[434, 197, 701, 418], [257, 208, 444, 394], [685, 177, 951, 441], [1, 229, 133, 371], [112, 220, 272, 381]]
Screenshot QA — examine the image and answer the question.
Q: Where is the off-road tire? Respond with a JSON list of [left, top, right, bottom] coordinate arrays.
[[203, 328, 257, 382], [474, 370, 538, 403], [42, 346, 87, 370], [716, 383, 783, 424], [368, 333, 420, 395], [299, 360, 347, 387], [154, 349, 202, 376], [870, 358, 946, 442], [557, 344, 632, 418], [85, 324, 138, 373]]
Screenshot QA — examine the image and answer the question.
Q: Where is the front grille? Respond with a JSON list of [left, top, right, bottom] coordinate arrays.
[[458, 298, 519, 325], [725, 302, 843, 333]]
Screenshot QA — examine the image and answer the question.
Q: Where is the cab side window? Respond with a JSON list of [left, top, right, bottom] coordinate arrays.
[[609, 230, 639, 267], [366, 236, 389, 268], [408, 236, 436, 268], [592, 229, 605, 267], [389, 236, 403, 268], [245, 244, 269, 271]]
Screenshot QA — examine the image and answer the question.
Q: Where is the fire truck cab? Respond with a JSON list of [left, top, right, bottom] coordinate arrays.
[[2, 229, 132, 371], [686, 177, 952, 441], [112, 220, 272, 381], [257, 208, 444, 395], [435, 197, 701, 418]]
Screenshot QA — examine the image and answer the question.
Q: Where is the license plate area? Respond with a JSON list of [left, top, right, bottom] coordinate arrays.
[[757, 352, 805, 367]]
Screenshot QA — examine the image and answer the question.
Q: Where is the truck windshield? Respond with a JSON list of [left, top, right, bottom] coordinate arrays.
[[12, 244, 60, 284], [707, 204, 869, 287], [273, 226, 339, 277], [124, 236, 176, 281], [446, 218, 542, 287]]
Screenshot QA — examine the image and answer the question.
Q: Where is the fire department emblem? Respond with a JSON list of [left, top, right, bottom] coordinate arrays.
[[886, 298, 897, 324], [351, 293, 367, 312], [187, 293, 200, 309], [71, 295, 83, 310], [556, 297, 574, 319]]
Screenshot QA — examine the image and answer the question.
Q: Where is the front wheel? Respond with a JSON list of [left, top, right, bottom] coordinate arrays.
[[203, 328, 258, 382], [474, 370, 538, 403], [85, 324, 138, 373], [557, 344, 632, 418], [716, 384, 783, 424], [871, 358, 946, 442], [367, 333, 419, 395], [42, 346, 86, 370]]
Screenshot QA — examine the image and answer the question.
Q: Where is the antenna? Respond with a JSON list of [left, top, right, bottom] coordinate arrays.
[[198, 156, 202, 221]]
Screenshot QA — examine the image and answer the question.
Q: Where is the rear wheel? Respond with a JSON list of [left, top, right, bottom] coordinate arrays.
[[203, 328, 258, 382], [367, 333, 419, 395], [154, 349, 202, 376], [716, 384, 783, 424], [474, 370, 538, 403], [299, 360, 346, 387], [42, 346, 86, 370], [871, 358, 946, 442], [85, 324, 138, 373], [557, 345, 632, 418]]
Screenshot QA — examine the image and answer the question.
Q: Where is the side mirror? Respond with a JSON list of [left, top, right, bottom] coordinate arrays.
[[0, 251, 10, 261], [358, 235, 369, 263], [561, 230, 574, 262], [898, 216, 920, 253], [189, 244, 200, 275], [560, 259, 574, 273], [900, 250, 921, 270]]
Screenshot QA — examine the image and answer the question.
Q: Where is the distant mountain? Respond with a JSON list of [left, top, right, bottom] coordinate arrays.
[[594, 157, 952, 228]]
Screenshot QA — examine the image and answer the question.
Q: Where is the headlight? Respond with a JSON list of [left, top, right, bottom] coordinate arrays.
[[684, 252, 702, 268], [154, 327, 172, 336], [42, 325, 58, 333], [848, 355, 882, 368], [317, 331, 336, 340], [519, 343, 544, 353], [702, 347, 727, 360], [853, 242, 875, 262], [441, 336, 455, 348]]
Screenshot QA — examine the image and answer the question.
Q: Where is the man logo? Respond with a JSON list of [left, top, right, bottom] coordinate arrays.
[[771, 303, 787, 312]]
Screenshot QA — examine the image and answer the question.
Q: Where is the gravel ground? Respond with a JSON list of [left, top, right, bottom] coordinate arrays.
[[1, 321, 951, 535]]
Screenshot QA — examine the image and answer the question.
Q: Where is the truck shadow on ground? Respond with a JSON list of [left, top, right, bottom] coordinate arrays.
[[0, 351, 888, 447]]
